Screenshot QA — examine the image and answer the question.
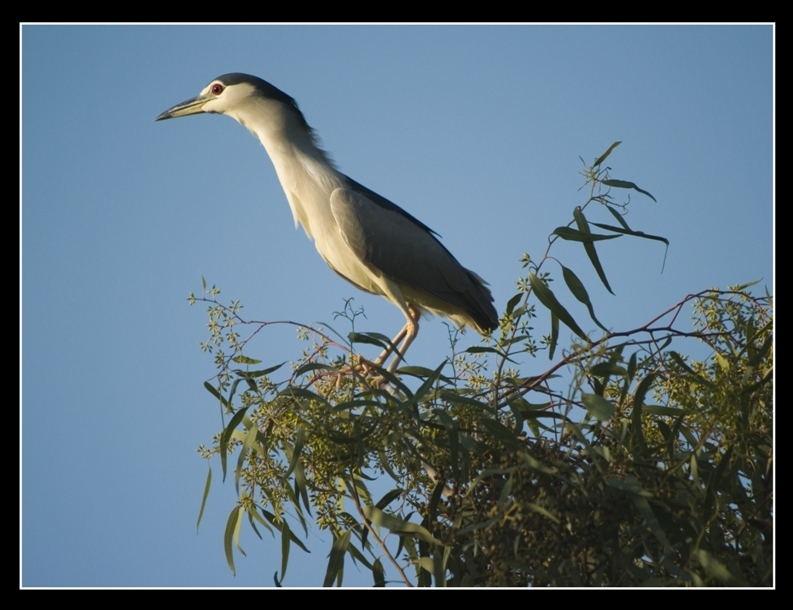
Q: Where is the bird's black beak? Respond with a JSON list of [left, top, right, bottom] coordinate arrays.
[[155, 94, 210, 122]]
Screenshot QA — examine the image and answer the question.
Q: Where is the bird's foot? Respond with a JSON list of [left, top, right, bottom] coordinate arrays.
[[368, 374, 392, 392], [334, 357, 403, 395], [333, 358, 389, 392]]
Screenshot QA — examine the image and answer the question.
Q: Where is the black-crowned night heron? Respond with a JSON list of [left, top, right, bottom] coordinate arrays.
[[157, 73, 498, 374]]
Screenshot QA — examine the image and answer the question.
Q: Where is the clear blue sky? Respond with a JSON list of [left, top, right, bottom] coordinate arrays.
[[22, 25, 773, 587]]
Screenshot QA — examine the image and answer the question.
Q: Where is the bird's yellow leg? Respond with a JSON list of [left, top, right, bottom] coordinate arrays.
[[386, 308, 420, 374], [371, 324, 409, 367], [358, 305, 421, 389]]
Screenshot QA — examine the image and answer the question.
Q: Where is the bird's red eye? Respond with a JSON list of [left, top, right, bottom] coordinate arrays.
[[211, 83, 224, 95]]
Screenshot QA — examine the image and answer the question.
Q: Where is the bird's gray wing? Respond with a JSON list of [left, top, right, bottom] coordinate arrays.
[[343, 176, 439, 237], [329, 186, 497, 331]]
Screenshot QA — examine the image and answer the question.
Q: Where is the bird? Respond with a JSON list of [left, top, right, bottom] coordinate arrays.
[[156, 73, 498, 376]]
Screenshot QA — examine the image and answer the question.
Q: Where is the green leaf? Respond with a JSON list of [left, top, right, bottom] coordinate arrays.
[[396, 362, 445, 414], [552, 227, 623, 242], [524, 502, 561, 523], [323, 529, 351, 587], [293, 362, 337, 377], [696, 550, 739, 585], [368, 366, 414, 396], [438, 390, 491, 410], [549, 311, 559, 359], [458, 514, 501, 536], [477, 418, 525, 451], [247, 503, 274, 536], [231, 354, 262, 365], [372, 558, 386, 587], [631, 373, 655, 453], [606, 476, 651, 496], [398, 365, 453, 382], [561, 265, 609, 332], [592, 218, 670, 272], [642, 405, 684, 417], [342, 528, 375, 573], [280, 520, 291, 581], [196, 465, 212, 532], [236, 362, 285, 379], [282, 386, 332, 409], [605, 204, 631, 230], [465, 345, 518, 363], [627, 351, 637, 380], [428, 470, 448, 531], [633, 372, 655, 406], [581, 392, 615, 421], [602, 178, 657, 202], [505, 292, 523, 315], [258, 510, 310, 553], [529, 273, 588, 340], [669, 351, 716, 389], [226, 378, 244, 408], [220, 405, 250, 481], [594, 141, 621, 167], [286, 524, 310, 554], [747, 331, 773, 367], [223, 506, 241, 576], [378, 449, 404, 483], [631, 495, 672, 552], [590, 222, 669, 246], [235, 422, 259, 494], [233, 506, 246, 558], [704, 446, 734, 519], [203, 381, 229, 410], [250, 362, 285, 375], [416, 556, 434, 577], [284, 426, 306, 478], [375, 489, 404, 510], [348, 331, 389, 347], [349, 331, 406, 361], [590, 362, 627, 377], [517, 410, 571, 423], [330, 398, 382, 413], [574, 208, 614, 294], [326, 420, 378, 444], [293, 459, 312, 515], [434, 546, 450, 587], [434, 409, 460, 480], [362, 507, 442, 545]]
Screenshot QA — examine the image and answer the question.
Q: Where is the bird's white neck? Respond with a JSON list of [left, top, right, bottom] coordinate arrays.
[[226, 98, 341, 240]]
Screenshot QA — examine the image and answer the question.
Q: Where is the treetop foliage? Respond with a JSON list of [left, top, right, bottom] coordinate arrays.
[[190, 143, 773, 587]]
